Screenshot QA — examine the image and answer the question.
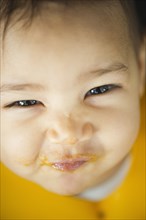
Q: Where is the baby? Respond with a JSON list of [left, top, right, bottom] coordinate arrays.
[[0, 0, 145, 200]]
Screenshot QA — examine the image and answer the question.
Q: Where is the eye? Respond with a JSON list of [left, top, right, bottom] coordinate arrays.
[[5, 100, 42, 108], [85, 84, 120, 99]]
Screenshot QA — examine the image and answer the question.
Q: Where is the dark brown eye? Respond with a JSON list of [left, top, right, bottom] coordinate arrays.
[[85, 84, 119, 98], [6, 100, 41, 108]]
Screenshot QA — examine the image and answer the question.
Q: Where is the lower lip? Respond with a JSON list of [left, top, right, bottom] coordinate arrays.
[[51, 160, 88, 171]]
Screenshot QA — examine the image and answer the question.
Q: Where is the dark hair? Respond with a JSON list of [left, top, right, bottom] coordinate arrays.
[[134, 0, 146, 32], [0, 0, 145, 49]]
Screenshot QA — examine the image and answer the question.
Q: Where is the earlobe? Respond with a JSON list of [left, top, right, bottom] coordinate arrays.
[[138, 36, 146, 97]]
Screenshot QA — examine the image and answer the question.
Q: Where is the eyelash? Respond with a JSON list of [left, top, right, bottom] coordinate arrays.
[[5, 84, 120, 108], [5, 100, 42, 108], [84, 84, 120, 98]]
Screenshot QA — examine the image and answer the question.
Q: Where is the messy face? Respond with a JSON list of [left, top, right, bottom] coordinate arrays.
[[0, 1, 143, 195]]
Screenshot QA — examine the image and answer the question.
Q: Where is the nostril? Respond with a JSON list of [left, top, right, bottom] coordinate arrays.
[[47, 128, 78, 144], [46, 128, 79, 145], [45, 118, 94, 144]]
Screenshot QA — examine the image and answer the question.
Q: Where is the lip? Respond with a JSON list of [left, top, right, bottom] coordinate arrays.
[[40, 154, 97, 172], [51, 159, 88, 171]]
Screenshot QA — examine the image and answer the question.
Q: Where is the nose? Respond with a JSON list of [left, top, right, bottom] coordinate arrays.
[[45, 115, 94, 145]]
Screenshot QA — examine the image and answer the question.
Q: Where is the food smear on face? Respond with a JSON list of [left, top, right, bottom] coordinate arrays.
[[39, 154, 98, 172]]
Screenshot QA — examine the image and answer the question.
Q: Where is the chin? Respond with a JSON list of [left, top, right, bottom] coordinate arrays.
[[54, 187, 83, 196], [41, 183, 85, 196]]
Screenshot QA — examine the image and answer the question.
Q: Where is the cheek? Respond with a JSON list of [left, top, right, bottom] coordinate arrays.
[[100, 104, 140, 158], [0, 118, 42, 169]]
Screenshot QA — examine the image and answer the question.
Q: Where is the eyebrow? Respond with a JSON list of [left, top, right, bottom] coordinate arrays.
[[1, 62, 128, 93], [0, 83, 44, 93], [79, 62, 128, 80]]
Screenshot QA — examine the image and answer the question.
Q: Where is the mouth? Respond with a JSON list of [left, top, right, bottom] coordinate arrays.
[[40, 154, 97, 172], [52, 159, 88, 171]]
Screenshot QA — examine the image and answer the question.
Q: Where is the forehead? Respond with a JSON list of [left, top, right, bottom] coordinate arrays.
[[3, 0, 129, 43], [2, 0, 131, 82]]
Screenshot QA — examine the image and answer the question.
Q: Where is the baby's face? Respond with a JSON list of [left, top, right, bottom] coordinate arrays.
[[0, 2, 144, 195]]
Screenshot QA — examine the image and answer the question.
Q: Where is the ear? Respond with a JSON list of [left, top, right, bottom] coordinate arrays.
[[138, 36, 146, 97]]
